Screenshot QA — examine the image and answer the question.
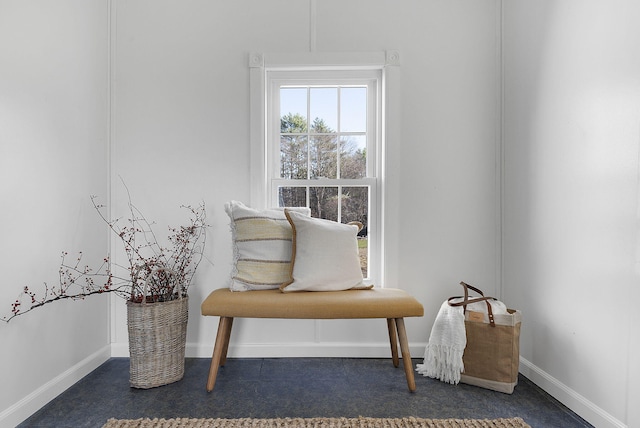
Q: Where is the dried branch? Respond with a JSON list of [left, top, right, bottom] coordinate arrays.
[[3, 192, 209, 323]]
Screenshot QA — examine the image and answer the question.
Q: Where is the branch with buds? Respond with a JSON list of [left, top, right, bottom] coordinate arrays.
[[3, 193, 208, 323]]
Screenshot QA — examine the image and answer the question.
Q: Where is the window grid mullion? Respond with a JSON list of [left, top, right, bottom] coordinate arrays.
[[306, 87, 311, 180], [337, 184, 342, 223], [337, 87, 342, 180]]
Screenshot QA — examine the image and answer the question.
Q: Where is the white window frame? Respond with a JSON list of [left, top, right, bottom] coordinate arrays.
[[249, 51, 400, 287], [269, 70, 380, 284]]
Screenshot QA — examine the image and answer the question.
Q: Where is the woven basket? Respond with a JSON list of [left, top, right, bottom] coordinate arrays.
[[126, 268, 189, 389]]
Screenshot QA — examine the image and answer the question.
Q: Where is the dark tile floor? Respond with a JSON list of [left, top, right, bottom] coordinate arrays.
[[18, 358, 593, 428]]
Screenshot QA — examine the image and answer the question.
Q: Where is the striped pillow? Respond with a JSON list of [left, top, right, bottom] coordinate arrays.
[[225, 201, 311, 291]]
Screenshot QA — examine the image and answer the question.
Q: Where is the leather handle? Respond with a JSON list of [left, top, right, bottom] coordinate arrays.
[[448, 281, 496, 327]]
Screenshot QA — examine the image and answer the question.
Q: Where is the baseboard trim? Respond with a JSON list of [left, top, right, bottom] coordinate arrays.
[[0, 345, 111, 428], [519, 357, 626, 428], [110, 342, 129, 357], [188, 342, 427, 359], [111, 341, 428, 359]]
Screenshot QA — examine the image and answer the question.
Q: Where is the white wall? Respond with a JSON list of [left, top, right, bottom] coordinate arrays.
[[0, 1, 110, 426], [502, 1, 640, 427], [22, 0, 640, 426], [0, 0, 502, 424], [108, 0, 501, 359]]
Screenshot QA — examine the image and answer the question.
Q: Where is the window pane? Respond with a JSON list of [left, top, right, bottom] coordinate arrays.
[[280, 88, 307, 133], [310, 135, 337, 179], [342, 186, 369, 278], [310, 87, 337, 132], [340, 135, 366, 179], [341, 187, 368, 226], [278, 186, 307, 208], [309, 186, 338, 221], [340, 87, 367, 132], [280, 135, 308, 179]]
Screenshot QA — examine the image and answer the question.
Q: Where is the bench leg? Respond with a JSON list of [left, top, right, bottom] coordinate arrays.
[[387, 318, 399, 367], [207, 316, 233, 393], [395, 317, 417, 392], [220, 317, 234, 367]]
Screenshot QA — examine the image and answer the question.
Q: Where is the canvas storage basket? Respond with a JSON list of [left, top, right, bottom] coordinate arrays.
[[126, 268, 188, 389], [450, 282, 522, 394]]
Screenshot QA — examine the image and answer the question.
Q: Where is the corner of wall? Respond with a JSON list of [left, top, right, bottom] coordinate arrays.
[[0, 347, 111, 428]]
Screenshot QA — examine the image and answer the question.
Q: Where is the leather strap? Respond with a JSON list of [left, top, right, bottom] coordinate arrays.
[[448, 281, 496, 327]]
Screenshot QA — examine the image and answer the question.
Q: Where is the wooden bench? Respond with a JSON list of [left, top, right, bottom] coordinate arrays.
[[200, 287, 424, 392]]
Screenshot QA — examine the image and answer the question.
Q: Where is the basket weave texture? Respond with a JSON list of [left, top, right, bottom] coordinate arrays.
[[126, 296, 189, 389]]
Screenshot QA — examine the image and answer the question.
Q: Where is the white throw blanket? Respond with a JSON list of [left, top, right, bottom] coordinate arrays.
[[416, 300, 466, 384], [416, 297, 509, 384]]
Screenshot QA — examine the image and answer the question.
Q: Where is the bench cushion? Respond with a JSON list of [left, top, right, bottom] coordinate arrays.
[[201, 287, 424, 319]]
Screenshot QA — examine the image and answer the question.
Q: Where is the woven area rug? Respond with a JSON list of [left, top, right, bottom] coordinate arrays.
[[101, 417, 531, 428]]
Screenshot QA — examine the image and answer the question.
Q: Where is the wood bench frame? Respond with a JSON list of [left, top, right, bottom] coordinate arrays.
[[201, 287, 424, 393]]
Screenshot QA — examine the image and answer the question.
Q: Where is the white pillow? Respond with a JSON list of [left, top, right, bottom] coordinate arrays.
[[225, 201, 311, 291], [280, 209, 371, 292]]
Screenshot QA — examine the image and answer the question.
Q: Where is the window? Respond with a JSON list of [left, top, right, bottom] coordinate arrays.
[[250, 52, 395, 286]]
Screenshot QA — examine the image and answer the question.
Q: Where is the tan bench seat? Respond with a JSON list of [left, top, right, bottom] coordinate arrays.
[[201, 287, 424, 393]]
